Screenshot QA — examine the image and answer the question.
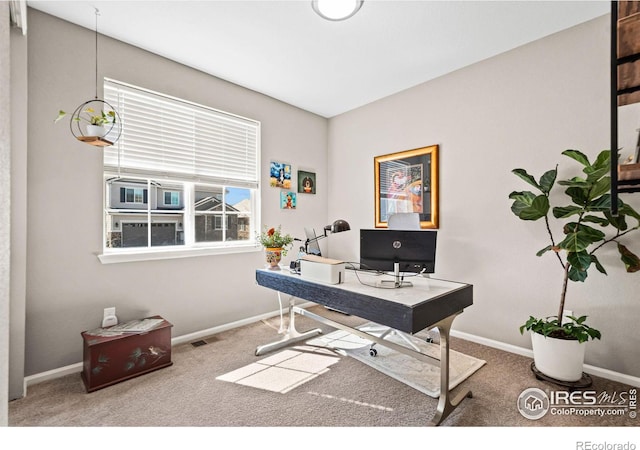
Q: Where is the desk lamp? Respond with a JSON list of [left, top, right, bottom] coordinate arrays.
[[303, 219, 350, 254]]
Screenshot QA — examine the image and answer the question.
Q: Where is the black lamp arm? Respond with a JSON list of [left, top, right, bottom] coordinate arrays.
[[298, 219, 350, 254], [304, 235, 327, 253]]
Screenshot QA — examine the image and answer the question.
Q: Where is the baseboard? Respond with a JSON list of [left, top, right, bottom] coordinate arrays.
[[451, 330, 535, 359], [451, 329, 640, 388], [24, 305, 640, 392], [23, 362, 84, 394], [23, 301, 317, 391]]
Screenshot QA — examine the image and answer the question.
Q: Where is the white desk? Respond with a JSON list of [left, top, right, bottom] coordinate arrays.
[[254, 267, 474, 426]]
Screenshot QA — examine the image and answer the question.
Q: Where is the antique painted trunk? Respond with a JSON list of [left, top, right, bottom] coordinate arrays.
[[81, 316, 173, 392]]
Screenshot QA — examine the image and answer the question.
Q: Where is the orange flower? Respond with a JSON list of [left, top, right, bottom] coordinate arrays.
[[258, 225, 294, 256]]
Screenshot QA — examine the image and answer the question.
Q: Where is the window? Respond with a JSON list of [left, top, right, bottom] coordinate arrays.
[[164, 191, 180, 206], [122, 187, 146, 204], [100, 79, 260, 263]]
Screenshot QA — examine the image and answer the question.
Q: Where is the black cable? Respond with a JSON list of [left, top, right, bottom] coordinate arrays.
[[345, 262, 401, 289], [294, 259, 418, 290]]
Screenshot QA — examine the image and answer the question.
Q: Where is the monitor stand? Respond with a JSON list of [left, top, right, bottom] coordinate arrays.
[[379, 262, 413, 288]]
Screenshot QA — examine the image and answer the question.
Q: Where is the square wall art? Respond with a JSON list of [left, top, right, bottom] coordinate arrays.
[[297, 170, 316, 194], [270, 161, 292, 189], [280, 191, 297, 209]]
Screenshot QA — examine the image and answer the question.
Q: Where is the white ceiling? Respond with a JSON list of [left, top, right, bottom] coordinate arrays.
[[27, 0, 610, 118]]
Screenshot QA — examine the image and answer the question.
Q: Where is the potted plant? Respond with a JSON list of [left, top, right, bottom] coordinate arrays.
[[509, 149, 640, 382], [55, 107, 116, 137], [257, 225, 294, 270]]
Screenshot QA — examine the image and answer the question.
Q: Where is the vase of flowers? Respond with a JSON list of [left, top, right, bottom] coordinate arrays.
[[258, 226, 294, 270]]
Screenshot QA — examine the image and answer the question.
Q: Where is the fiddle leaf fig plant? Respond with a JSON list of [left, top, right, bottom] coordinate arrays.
[[509, 149, 640, 341]]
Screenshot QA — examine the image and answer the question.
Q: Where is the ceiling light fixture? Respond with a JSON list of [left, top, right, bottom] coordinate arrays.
[[312, 0, 364, 21]]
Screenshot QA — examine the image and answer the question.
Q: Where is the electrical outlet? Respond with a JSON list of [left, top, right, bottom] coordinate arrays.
[[102, 307, 118, 328], [103, 307, 116, 320], [563, 310, 573, 324]]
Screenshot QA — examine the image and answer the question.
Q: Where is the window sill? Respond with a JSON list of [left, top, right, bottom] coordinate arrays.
[[98, 244, 260, 264]]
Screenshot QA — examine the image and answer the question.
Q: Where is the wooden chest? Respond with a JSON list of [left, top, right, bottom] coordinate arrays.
[[81, 316, 173, 392]]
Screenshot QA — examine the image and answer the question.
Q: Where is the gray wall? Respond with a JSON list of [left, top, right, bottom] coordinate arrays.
[[1, 0, 11, 424], [9, 10, 28, 401], [326, 15, 640, 378], [21, 9, 328, 376], [13, 9, 640, 383]]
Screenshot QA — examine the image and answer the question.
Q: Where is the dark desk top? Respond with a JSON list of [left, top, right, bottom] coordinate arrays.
[[256, 268, 472, 334]]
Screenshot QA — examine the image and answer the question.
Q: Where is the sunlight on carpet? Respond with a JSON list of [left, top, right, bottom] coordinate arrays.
[[217, 324, 485, 397], [306, 324, 486, 398], [216, 347, 340, 394]]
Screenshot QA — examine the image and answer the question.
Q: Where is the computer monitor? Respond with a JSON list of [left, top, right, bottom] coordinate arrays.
[[304, 227, 322, 257], [359, 229, 437, 287]]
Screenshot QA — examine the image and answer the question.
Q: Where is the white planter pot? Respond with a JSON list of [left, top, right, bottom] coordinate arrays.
[[85, 124, 106, 137], [531, 332, 586, 382]]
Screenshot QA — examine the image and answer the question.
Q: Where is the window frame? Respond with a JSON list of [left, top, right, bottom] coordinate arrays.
[[98, 79, 261, 264]]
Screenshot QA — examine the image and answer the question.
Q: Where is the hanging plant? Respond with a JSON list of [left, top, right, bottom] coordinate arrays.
[[51, 8, 121, 146], [55, 108, 116, 127]]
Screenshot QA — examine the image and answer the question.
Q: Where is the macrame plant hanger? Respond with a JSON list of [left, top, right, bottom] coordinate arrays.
[[66, 8, 122, 147]]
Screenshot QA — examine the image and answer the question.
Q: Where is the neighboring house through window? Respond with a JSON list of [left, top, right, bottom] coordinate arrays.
[[123, 187, 147, 204], [164, 191, 180, 207], [100, 79, 260, 263]]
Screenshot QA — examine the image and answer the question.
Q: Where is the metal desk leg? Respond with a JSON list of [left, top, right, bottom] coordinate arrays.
[[430, 314, 473, 426], [255, 294, 322, 356]]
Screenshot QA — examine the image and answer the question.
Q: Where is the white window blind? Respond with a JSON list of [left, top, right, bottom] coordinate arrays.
[[103, 79, 260, 189]]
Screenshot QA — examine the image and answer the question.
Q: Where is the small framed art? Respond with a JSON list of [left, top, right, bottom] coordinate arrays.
[[280, 191, 297, 209], [270, 161, 292, 189], [297, 170, 316, 194]]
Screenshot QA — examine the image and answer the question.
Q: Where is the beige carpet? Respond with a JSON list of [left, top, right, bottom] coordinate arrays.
[[8, 306, 639, 429], [307, 325, 486, 398]]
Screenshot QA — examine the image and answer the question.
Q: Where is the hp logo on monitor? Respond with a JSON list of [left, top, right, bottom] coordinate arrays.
[[392, 240, 402, 249]]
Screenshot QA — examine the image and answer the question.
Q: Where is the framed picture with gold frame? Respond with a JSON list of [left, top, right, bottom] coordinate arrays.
[[374, 145, 439, 228]]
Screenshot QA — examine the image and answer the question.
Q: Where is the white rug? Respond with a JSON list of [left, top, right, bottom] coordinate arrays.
[[306, 324, 486, 398]]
